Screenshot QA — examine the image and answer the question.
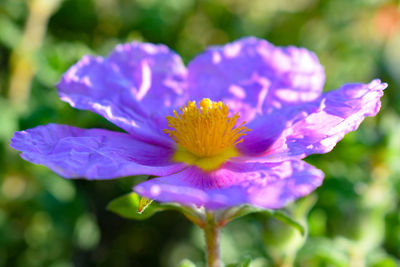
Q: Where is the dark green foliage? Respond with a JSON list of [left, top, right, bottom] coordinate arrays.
[[1, 0, 400, 266]]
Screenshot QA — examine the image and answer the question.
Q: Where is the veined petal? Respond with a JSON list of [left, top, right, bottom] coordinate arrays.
[[134, 160, 324, 209], [57, 42, 187, 143], [187, 37, 325, 122], [10, 124, 185, 179], [239, 79, 387, 160]]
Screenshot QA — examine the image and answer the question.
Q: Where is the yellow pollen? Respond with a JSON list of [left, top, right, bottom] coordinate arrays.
[[164, 98, 251, 170]]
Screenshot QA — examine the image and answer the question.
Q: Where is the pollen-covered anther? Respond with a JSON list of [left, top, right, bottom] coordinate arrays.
[[164, 98, 251, 159]]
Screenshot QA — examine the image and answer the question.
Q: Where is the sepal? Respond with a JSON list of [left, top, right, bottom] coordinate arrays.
[[217, 205, 305, 236], [107, 192, 205, 225]]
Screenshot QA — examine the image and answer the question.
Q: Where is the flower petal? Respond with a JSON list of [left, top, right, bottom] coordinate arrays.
[[187, 37, 325, 122], [10, 124, 185, 179], [239, 79, 387, 160], [134, 160, 324, 209], [57, 42, 187, 142]]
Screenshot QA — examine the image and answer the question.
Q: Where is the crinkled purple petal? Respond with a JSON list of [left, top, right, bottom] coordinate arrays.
[[134, 160, 324, 209], [239, 79, 387, 160], [57, 42, 187, 144], [187, 37, 325, 122], [236, 110, 288, 156], [10, 124, 185, 179]]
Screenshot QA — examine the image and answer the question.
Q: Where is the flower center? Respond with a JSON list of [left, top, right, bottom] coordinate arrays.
[[164, 98, 250, 171]]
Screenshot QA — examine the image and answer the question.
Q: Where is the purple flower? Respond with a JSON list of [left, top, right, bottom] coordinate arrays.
[[10, 37, 387, 210]]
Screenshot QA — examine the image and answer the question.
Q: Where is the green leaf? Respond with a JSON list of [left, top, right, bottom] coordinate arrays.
[[226, 255, 252, 267], [221, 205, 305, 236], [107, 192, 205, 225], [107, 192, 176, 220], [272, 210, 305, 236], [178, 259, 197, 267]]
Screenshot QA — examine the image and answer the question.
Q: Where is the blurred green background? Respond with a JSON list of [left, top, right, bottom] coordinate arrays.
[[1, 0, 400, 266]]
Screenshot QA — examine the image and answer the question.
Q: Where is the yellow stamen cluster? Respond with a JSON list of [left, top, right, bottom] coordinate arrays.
[[164, 99, 250, 167]]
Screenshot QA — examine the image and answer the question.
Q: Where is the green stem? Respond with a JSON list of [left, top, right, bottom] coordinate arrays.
[[8, 0, 62, 110], [204, 211, 221, 267]]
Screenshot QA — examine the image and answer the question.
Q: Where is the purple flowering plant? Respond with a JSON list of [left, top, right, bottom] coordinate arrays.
[[10, 37, 386, 266]]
